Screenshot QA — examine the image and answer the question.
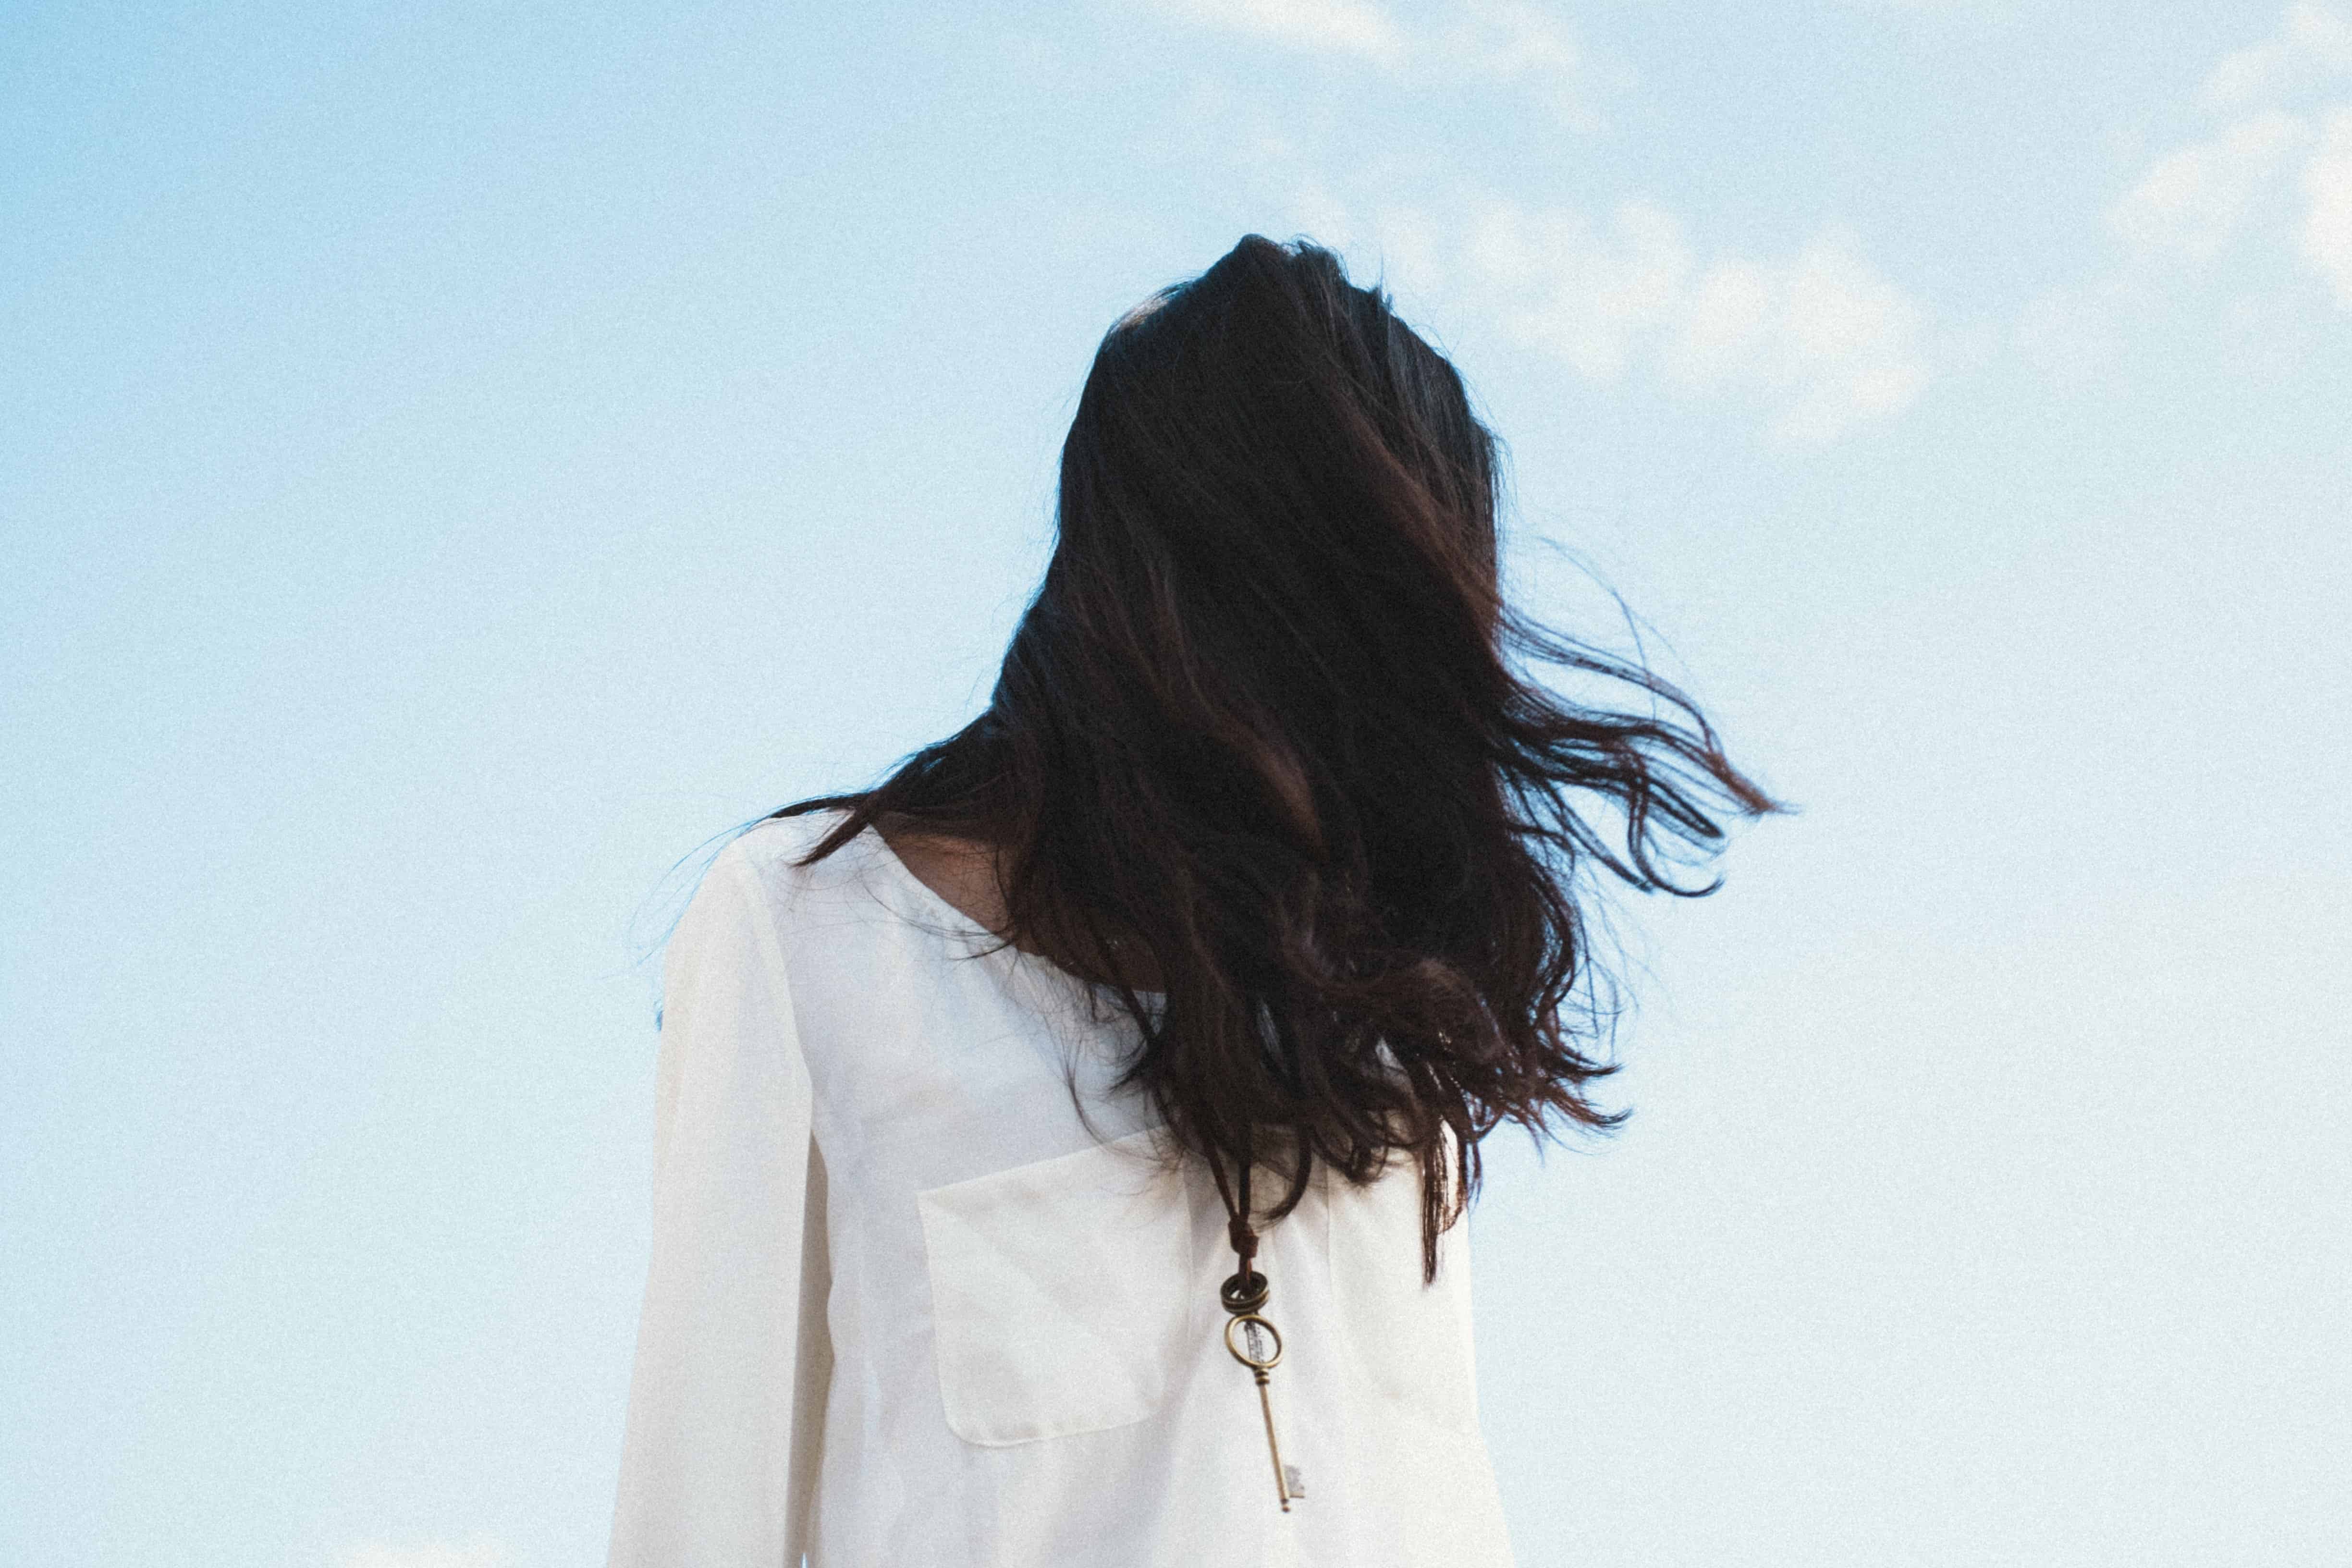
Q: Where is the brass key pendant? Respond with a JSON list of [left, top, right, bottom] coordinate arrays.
[[1211, 1142, 1298, 1511], [1224, 1305, 1294, 1510]]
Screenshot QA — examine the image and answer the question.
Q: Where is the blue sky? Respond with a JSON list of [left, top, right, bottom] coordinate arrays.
[[4, 3, 2348, 1565]]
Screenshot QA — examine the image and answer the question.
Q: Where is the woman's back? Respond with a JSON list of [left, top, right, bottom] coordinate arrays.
[[606, 233, 1774, 1565], [607, 808, 1517, 1567]]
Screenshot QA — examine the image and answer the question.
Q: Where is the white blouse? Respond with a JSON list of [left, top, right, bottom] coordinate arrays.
[[605, 808, 1518, 1567]]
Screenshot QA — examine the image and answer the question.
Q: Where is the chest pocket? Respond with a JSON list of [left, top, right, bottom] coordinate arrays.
[[917, 1128, 1198, 1446]]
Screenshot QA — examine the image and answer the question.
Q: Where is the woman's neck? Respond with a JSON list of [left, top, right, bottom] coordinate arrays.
[[875, 814, 1162, 991]]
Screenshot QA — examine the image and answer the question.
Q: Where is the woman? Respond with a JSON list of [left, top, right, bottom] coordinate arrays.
[[606, 235, 1776, 1567]]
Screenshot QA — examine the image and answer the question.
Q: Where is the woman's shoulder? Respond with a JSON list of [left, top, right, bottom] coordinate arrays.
[[664, 808, 872, 988], [717, 806, 867, 905]]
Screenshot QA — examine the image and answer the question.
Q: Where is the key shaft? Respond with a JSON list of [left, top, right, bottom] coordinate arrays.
[[1253, 1367, 1293, 1510]]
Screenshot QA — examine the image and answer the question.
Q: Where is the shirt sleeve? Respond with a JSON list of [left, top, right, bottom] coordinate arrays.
[[608, 839, 831, 1567]]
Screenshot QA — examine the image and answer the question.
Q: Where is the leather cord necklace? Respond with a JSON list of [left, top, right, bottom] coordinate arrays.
[[1208, 1134, 1299, 1511]]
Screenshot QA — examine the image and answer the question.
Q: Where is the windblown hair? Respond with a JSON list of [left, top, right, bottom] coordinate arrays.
[[776, 234, 1779, 1280]]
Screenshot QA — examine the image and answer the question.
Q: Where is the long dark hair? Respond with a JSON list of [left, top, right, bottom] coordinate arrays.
[[775, 234, 1780, 1279]]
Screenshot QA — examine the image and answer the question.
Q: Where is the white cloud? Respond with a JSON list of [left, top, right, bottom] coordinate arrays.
[[338, 1542, 512, 1568], [1651, 228, 1934, 444], [1440, 199, 1931, 443], [1467, 199, 1695, 381], [1825, 0, 2020, 10], [2080, 4, 2352, 319], [2107, 110, 2308, 260], [1765, 233, 1937, 442], [1437, 0, 1588, 118], [2199, 1, 2352, 113], [1153, 0, 1595, 122], [1665, 259, 1777, 390], [1162, 0, 1407, 66], [2301, 106, 2352, 303]]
